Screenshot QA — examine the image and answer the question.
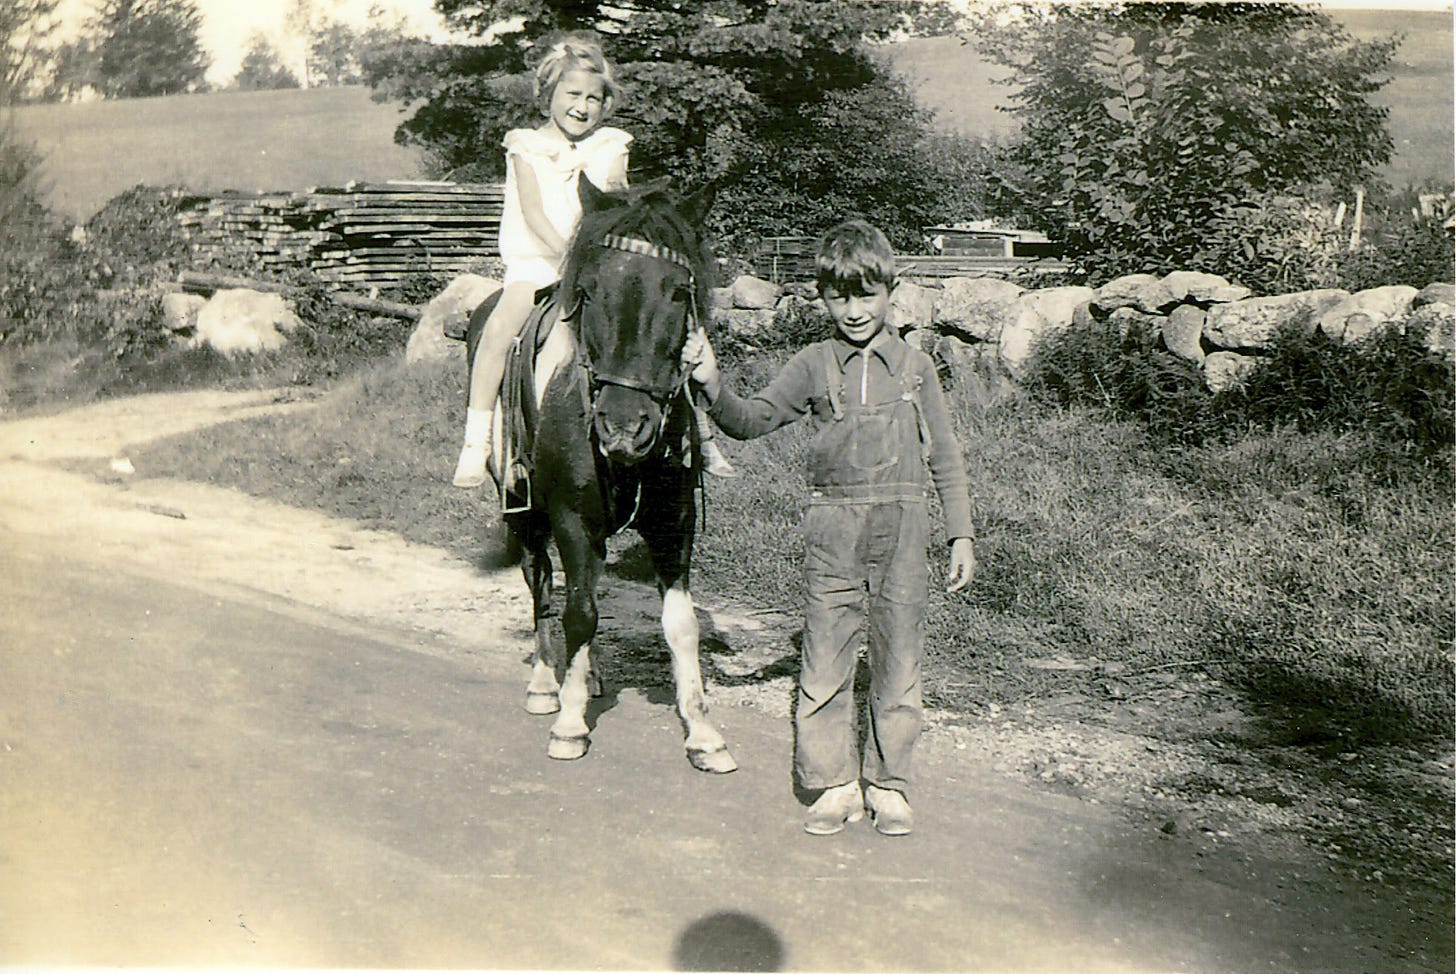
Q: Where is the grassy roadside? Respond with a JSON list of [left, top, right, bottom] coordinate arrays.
[[130, 349, 1454, 744]]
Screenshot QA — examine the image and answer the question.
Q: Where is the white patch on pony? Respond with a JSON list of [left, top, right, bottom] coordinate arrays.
[[534, 316, 575, 411], [550, 642, 593, 742], [661, 583, 729, 762]]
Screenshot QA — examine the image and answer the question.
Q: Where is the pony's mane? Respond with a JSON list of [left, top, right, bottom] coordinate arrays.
[[561, 181, 714, 312]]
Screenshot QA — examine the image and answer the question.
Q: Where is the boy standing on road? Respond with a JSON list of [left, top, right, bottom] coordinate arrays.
[[682, 220, 976, 836]]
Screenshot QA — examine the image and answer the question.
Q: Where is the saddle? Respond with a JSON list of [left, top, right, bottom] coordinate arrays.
[[496, 291, 566, 513]]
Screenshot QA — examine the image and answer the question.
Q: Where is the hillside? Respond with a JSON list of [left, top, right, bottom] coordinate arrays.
[[13, 85, 426, 222]]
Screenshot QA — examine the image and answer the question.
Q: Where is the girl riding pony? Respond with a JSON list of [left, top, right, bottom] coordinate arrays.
[[453, 35, 733, 488]]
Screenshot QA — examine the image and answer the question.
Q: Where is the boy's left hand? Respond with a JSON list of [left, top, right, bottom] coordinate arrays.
[[946, 538, 976, 593]]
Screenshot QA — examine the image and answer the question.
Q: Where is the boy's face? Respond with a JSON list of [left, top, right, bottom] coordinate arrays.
[[820, 280, 892, 347]]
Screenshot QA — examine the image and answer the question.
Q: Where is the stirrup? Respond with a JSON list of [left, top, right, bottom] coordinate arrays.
[[501, 460, 532, 514]]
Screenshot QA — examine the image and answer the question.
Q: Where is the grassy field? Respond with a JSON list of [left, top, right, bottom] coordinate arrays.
[[12, 9, 1452, 223], [12, 85, 427, 221], [129, 349, 1455, 746]]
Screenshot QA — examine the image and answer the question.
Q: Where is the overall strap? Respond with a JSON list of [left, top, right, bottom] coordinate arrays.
[[901, 369, 934, 460], [823, 345, 845, 420]]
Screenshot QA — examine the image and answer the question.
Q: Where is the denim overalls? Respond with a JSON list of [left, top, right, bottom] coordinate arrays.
[[796, 343, 935, 794]]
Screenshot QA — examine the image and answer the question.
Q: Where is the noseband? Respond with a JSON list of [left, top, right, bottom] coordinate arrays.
[[580, 233, 699, 406]]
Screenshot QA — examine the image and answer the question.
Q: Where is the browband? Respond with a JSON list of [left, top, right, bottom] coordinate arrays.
[[599, 233, 695, 275]]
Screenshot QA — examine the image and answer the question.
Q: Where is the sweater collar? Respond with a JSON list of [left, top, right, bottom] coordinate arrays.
[[830, 329, 906, 374]]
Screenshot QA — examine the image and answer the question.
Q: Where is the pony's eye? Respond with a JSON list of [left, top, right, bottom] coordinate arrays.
[[672, 285, 693, 305]]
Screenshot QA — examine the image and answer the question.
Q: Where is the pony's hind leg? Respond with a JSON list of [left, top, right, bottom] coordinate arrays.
[[662, 582, 737, 774], [519, 523, 560, 715]]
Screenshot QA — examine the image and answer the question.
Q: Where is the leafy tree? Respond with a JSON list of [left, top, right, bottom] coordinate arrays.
[[311, 9, 414, 87], [970, 2, 1397, 284], [43, 39, 103, 101], [364, 0, 983, 251], [2, 1, 57, 225], [91, 0, 209, 98], [2, 0, 59, 102], [234, 35, 300, 91]]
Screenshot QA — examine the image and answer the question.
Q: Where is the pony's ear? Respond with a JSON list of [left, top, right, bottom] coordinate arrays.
[[578, 174, 619, 214], [679, 181, 716, 226]]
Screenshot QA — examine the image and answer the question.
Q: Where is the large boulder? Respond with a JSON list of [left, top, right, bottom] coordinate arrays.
[[934, 277, 1024, 341], [1163, 304, 1207, 365], [1020, 285, 1097, 329], [731, 274, 782, 310], [1093, 273, 1179, 314], [407, 274, 500, 366], [1159, 271, 1249, 305], [997, 286, 1095, 380], [888, 280, 936, 332], [1204, 289, 1347, 349], [192, 288, 301, 355], [161, 291, 205, 333], [1203, 351, 1258, 393], [1413, 282, 1456, 309], [1316, 285, 1420, 342]]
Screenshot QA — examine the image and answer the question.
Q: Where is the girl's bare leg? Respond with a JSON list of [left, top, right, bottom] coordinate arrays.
[[453, 282, 541, 488]]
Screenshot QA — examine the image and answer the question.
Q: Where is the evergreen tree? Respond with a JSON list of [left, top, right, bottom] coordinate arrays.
[[235, 35, 300, 91], [92, 0, 209, 98], [365, 0, 980, 250]]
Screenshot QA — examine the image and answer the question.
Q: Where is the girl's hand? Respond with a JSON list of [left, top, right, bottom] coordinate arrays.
[[946, 538, 976, 593], [681, 328, 721, 401]]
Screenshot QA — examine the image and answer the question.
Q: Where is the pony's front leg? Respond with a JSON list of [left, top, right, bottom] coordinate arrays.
[[547, 540, 601, 761], [662, 582, 737, 774]]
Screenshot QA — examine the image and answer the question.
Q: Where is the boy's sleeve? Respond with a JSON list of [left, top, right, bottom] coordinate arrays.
[[916, 354, 975, 541], [708, 346, 819, 440]]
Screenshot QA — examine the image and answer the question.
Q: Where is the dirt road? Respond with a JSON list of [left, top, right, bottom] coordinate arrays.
[[0, 390, 1447, 971]]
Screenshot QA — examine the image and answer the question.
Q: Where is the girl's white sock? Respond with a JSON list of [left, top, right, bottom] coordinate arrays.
[[463, 407, 492, 446]]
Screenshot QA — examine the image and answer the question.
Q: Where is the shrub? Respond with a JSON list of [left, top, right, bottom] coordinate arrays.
[[1024, 312, 1455, 462]]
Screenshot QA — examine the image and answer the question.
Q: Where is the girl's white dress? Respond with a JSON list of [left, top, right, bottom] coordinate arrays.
[[498, 125, 633, 288]]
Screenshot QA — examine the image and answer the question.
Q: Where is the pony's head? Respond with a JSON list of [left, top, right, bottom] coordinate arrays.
[[559, 177, 715, 464]]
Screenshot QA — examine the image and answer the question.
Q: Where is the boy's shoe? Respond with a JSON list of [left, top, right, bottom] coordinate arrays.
[[803, 781, 864, 835], [865, 785, 913, 836], [701, 439, 737, 478], [452, 441, 490, 488]]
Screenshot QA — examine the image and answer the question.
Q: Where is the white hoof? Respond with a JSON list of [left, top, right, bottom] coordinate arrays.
[[548, 733, 589, 761], [525, 690, 561, 715], [687, 746, 738, 774]]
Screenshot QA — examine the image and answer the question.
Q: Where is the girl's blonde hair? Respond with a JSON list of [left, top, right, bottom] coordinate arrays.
[[533, 33, 619, 117]]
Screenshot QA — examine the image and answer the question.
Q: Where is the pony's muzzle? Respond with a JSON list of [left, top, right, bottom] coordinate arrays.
[[593, 393, 661, 463]]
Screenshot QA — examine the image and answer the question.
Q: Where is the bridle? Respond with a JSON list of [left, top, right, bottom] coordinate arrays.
[[578, 233, 700, 407]]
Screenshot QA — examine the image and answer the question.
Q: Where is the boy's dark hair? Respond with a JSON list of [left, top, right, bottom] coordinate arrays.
[[815, 220, 896, 295]]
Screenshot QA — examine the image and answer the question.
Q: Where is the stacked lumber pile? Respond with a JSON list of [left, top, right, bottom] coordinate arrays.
[[177, 181, 504, 288], [751, 236, 817, 284]]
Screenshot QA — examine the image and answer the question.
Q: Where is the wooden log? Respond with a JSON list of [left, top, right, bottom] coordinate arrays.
[[177, 270, 421, 321]]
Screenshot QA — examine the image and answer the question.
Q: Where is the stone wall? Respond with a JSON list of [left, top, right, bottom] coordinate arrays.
[[711, 271, 1456, 393]]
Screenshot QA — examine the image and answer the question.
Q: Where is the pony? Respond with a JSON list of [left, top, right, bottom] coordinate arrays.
[[464, 177, 737, 774]]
